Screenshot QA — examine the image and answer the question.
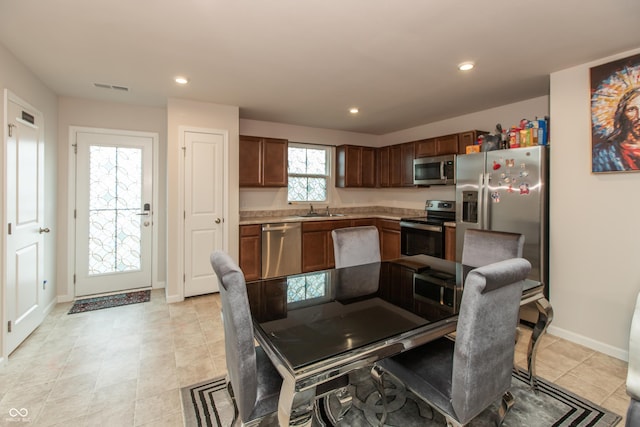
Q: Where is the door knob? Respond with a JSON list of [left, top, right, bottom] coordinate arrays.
[[215, 218, 221, 224], [39, 227, 50, 234]]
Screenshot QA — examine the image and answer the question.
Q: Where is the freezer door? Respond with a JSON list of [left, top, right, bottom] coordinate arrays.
[[455, 152, 486, 261], [484, 146, 547, 282]]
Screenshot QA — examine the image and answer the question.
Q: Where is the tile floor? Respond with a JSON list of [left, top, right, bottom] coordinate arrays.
[[0, 289, 631, 426]]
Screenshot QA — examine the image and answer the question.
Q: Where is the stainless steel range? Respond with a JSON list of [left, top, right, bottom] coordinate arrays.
[[400, 200, 455, 258]]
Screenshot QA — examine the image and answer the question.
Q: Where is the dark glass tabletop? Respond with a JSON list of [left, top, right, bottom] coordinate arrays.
[[246, 256, 542, 370]]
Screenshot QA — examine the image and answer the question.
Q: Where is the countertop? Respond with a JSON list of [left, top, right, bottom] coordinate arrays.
[[239, 206, 458, 226]]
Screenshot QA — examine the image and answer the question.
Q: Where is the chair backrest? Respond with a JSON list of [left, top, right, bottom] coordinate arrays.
[[461, 229, 524, 268], [628, 292, 640, 399], [331, 226, 381, 268], [210, 250, 258, 422], [451, 257, 531, 423]]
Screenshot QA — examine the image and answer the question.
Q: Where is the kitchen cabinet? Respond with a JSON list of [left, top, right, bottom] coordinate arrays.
[[390, 142, 415, 187], [414, 130, 488, 158], [445, 226, 456, 261], [239, 224, 262, 280], [301, 220, 351, 272], [378, 219, 401, 260], [239, 135, 288, 187], [377, 146, 390, 187], [335, 145, 376, 188], [457, 130, 488, 154]]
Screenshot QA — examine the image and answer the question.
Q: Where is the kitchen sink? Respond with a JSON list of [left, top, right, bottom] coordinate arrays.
[[296, 213, 346, 218]]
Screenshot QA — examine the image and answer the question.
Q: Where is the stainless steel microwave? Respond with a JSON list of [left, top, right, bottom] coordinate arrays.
[[413, 154, 456, 186]]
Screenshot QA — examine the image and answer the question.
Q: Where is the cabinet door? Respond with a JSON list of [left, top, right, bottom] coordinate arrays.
[[377, 146, 390, 187], [401, 142, 415, 186], [435, 134, 459, 155], [458, 130, 488, 154], [302, 230, 328, 272], [361, 147, 376, 187], [336, 145, 362, 187], [262, 138, 288, 187], [445, 226, 456, 261], [415, 138, 436, 158], [239, 136, 262, 187], [239, 225, 262, 280], [390, 145, 402, 187], [378, 219, 401, 260]]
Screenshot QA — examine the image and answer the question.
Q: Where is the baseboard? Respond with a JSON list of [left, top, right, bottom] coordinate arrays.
[[57, 294, 74, 303], [44, 297, 58, 316], [165, 293, 184, 303], [547, 325, 628, 362]]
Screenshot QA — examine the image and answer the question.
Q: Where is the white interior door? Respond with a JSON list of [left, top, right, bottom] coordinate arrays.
[[74, 130, 153, 296], [5, 94, 46, 355], [184, 130, 225, 297]]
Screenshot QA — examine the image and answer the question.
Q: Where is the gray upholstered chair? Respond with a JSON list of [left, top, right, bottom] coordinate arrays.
[[626, 292, 640, 426], [374, 257, 532, 427], [210, 250, 282, 426], [331, 225, 381, 268], [461, 229, 524, 269]]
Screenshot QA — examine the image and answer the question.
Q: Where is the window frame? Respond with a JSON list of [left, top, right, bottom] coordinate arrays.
[[287, 142, 332, 204]]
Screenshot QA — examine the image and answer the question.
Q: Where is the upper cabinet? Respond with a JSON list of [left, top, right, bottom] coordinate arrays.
[[239, 135, 288, 187], [415, 130, 488, 158], [389, 142, 415, 187], [336, 145, 376, 188]]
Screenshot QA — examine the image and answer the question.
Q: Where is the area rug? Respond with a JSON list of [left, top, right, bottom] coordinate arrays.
[[67, 290, 151, 314], [181, 368, 621, 427]]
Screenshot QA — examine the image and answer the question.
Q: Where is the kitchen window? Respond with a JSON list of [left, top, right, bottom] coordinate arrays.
[[287, 143, 330, 202]]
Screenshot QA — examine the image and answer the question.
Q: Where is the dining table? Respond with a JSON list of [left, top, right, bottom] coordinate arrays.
[[246, 254, 553, 427]]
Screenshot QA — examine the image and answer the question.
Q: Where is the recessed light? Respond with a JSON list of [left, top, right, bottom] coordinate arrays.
[[349, 107, 359, 114], [458, 62, 474, 71], [175, 76, 189, 85]]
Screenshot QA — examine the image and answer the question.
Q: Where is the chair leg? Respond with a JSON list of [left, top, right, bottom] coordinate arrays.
[[227, 380, 240, 425], [370, 365, 388, 426], [497, 391, 515, 427]]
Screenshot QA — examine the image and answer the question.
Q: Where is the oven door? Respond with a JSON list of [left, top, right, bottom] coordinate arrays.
[[400, 221, 444, 258]]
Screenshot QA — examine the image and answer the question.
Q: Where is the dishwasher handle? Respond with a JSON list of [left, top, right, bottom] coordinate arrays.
[[262, 224, 300, 232]]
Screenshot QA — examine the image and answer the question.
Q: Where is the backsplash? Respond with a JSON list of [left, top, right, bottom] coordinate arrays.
[[240, 205, 425, 220]]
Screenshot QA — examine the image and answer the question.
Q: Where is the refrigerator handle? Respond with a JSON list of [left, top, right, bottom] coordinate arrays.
[[477, 173, 485, 228], [481, 173, 490, 229]]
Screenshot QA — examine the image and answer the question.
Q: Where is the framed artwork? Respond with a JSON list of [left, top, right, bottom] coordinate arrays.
[[591, 52, 640, 173]]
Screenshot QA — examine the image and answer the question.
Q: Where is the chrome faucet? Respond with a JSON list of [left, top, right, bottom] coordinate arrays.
[[325, 206, 330, 215], [309, 204, 314, 214]]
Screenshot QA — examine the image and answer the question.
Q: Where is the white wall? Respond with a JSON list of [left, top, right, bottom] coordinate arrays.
[[0, 42, 58, 359], [548, 47, 640, 360], [239, 97, 550, 213], [57, 97, 167, 300], [166, 98, 239, 302]]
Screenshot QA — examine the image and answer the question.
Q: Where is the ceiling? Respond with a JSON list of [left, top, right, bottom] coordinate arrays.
[[1, 0, 639, 135]]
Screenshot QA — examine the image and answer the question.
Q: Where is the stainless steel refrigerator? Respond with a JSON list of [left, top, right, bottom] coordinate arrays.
[[455, 146, 549, 294]]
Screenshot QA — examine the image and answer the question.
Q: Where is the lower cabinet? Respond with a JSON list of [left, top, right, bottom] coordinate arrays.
[[444, 226, 456, 261], [239, 224, 261, 281], [378, 219, 401, 260], [243, 218, 403, 277], [302, 220, 351, 272]]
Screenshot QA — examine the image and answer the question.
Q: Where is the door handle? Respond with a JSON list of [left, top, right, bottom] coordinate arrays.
[[136, 212, 150, 216], [215, 218, 221, 224], [39, 227, 50, 234]]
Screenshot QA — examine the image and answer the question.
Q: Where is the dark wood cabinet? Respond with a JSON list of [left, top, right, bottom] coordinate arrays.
[[239, 224, 262, 281], [414, 130, 488, 158], [377, 146, 390, 187], [336, 145, 376, 188], [457, 130, 488, 154], [401, 142, 415, 186], [301, 220, 351, 272], [415, 138, 436, 158], [445, 226, 456, 261], [378, 219, 401, 260], [239, 135, 288, 187], [388, 142, 415, 187]]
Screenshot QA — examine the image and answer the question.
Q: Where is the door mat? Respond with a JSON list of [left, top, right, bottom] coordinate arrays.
[[181, 368, 622, 427], [68, 290, 151, 314]]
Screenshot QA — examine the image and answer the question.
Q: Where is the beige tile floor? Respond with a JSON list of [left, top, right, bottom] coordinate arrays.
[[0, 289, 631, 426]]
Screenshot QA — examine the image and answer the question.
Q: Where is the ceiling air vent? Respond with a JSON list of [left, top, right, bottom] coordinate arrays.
[[94, 83, 129, 92]]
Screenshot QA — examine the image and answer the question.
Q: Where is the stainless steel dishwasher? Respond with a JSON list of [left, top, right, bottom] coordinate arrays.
[[261, 222, 302, 278]]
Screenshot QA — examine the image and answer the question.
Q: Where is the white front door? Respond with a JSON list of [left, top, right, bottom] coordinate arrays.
[[183, 130, 225, 297], [5, 94, 46, 355], [74, 129, 154, 296]]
